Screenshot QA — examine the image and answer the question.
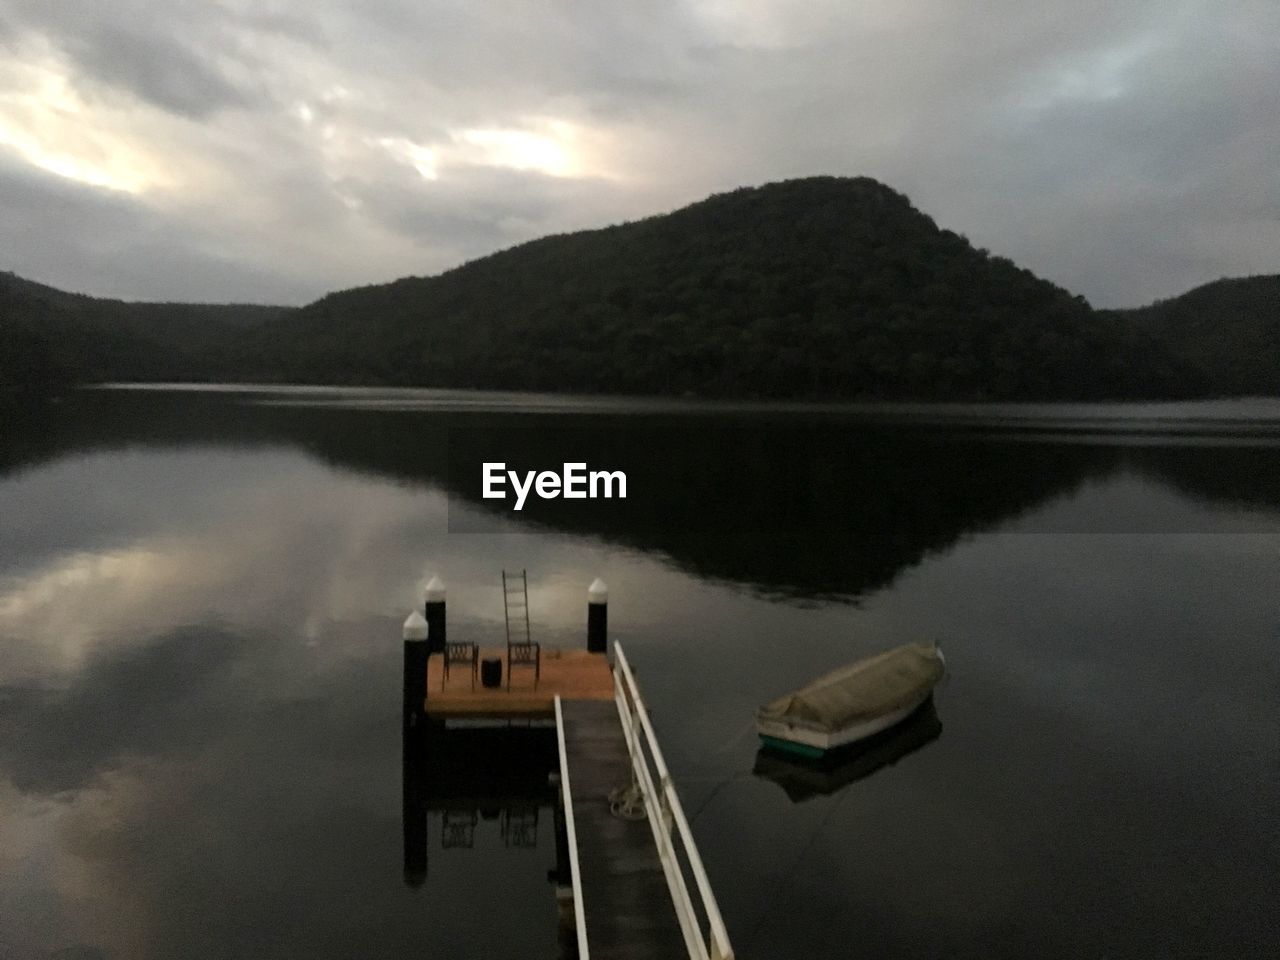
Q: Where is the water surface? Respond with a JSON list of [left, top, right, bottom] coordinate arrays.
[[1, 387, 1277, 959]]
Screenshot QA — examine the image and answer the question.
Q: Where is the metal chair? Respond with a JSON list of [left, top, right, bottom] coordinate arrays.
[[501, 806, 540, 848], [503, 569, 540, 689], [442, 809, 478, 849], [442, 641, 478, 690]]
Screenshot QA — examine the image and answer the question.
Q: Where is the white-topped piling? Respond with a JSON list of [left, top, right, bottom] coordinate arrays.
[[588, 578, 608, 653], [403, 609, 430, 728], [423, 576, 446, 654]]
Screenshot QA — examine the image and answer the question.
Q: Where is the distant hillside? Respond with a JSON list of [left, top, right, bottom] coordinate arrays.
[[0, 314, 67, 398], [0, 271, 290, 394], [3, 177, 1276, 400], [223, 177, 1197, 400], [1104, 276, 1280, 396]]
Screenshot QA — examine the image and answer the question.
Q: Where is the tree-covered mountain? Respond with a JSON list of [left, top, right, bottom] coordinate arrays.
[[1104, 275, 1280, 397], [3, 177, 1276, 400], [0, 315, 68, 398], [222, 177, 1199, 400], [0, 271, 291, 394]]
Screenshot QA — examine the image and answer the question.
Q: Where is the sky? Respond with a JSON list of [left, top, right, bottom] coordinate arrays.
[[0, 0, 1276, 308]]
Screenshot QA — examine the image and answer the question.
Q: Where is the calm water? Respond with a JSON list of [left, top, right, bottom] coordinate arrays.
[[1, 387, 1278, 959]]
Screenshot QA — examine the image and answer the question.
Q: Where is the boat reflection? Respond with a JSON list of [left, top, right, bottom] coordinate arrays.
[[753, 698, 942, 803]]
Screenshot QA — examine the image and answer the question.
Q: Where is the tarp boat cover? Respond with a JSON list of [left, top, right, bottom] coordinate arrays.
[[757, 643, 944, 734]]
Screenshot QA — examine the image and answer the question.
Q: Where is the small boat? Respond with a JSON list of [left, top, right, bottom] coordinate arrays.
[[756, 642, 945, 759], [753, 697, 942, 802]]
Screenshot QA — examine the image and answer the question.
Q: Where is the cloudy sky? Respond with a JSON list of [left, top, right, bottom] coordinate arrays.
[[0, 0, 1276, 308]]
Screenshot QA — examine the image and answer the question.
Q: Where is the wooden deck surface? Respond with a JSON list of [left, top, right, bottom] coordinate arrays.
[[560, 700, 688, 960], [424, 647, 614, 716]]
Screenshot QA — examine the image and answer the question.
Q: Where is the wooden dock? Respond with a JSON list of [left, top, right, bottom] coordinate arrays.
[[419, 643, 732, 960], [424, 647, 614, 716], [560, 699, 688, 959]]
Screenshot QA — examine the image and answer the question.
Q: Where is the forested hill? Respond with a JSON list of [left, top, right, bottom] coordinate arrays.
[[0, 271, 291, 395], [223, 177, 1195, 400], [1104, 275, 1280, 397], [4, 177, 1276, 400]]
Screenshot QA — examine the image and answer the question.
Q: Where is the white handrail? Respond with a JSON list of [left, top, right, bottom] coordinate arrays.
[[613, 666, 702, 954], [554, 696, 590, 960], [612, 644, 734, 960]]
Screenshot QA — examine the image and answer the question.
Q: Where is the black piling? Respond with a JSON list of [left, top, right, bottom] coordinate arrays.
[[587, 578, 608, 653], [402, 724, 429, 887]]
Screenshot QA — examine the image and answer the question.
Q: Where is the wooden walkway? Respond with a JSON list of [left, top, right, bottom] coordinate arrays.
[[560, 700, 687, 960]]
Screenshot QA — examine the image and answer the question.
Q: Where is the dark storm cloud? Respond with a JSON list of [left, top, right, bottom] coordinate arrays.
[[0, 0, 1275, 305], [0, 0, 321, 118], [62, 24, 254, 119]]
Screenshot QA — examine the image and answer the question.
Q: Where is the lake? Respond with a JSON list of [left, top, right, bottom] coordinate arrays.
[[1, 386, 1277, 959]]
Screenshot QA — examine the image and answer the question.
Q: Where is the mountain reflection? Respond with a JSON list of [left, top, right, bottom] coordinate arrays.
[[1129, 445, 1280, 512], [10, 390, 1278, 602]]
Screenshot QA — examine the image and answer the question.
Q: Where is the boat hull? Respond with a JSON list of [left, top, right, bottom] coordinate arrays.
[[756, 694, 929, 759], [754, 698, 943, 799]]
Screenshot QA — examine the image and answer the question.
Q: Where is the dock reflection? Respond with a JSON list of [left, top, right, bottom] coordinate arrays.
[[402, 721, 560, 883], [402, 721, 579, 955], [753, 698, 942, 803]]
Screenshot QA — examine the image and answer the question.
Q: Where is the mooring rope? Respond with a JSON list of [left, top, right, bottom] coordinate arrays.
[[608, 783, 648, 820]]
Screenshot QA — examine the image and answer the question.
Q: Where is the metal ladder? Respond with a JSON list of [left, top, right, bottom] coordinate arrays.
[[503, 569, 540, 689], [502, 569, 531, 648]]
